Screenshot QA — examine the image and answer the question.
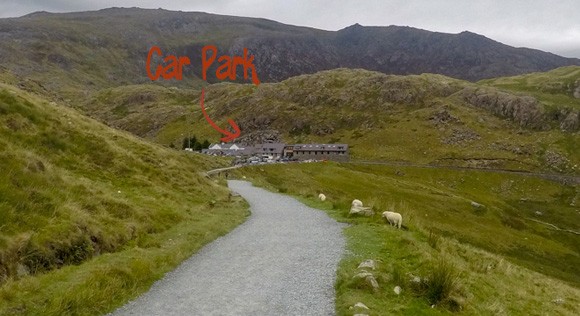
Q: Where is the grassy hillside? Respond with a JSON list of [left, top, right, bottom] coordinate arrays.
[[83, 69, 579, 174], [233, 162, 580, 315], [84, 84, 198, 138], [0, 83, 248, 315], [479, 66, 580, 109]]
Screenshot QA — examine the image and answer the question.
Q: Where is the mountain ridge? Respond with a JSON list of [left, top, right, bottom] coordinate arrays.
[[0, 7, 578, 100]]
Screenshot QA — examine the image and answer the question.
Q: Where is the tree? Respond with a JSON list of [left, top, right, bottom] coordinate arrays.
[[189, 136, 197, 149], [182, 136, 199, 149], [202, 140, 211, 149]]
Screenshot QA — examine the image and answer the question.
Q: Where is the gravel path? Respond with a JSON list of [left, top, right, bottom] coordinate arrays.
[[110, 180, 346, 316]]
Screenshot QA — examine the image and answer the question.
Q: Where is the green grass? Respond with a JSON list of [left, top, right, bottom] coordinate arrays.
[[83, 84, 203, 138], [86, 69, 579, 175], [234, 162, 580, 315], [0, 85, 248, 315], [0, 201, 248, 316], [479, 66, 580, 110]]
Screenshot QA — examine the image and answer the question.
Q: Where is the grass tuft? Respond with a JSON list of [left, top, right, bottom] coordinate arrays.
[[422, 258, 462, 306], [428, 230, 441, 249]]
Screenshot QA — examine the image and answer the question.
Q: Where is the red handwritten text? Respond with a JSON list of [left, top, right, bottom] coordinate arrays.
[[146, 46, 190, 80], [202, 45, 260, 85], [146, 44, 260, 142]]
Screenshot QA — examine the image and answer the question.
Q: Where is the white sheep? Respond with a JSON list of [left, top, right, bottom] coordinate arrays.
[[318, 193, 326, 201], [352, 199, 363, 208], [382, 211, 403, 229]]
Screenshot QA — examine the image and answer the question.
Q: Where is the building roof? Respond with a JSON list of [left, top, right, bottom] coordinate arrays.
[[204, 142, 348, 156], [207, 143, 247, 150], [255, 143, 285, 153], [293, 144, 348, 151]]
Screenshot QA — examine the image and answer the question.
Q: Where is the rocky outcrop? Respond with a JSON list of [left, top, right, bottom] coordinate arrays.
[[461, 87, 579, 132], [559, 110, 579, 131], [461, 87, 548, 129], [235, 130, 282, 145], [430, 109, 460, 126], [544, 150, 572, 172], [442, 128, 480, 145], [574, 80, 580, 99]]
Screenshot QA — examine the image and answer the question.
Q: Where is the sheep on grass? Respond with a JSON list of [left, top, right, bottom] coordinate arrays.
[[382, 211, 403, 229], [318, 193, 326, 201], [352, 199, 363, 208]]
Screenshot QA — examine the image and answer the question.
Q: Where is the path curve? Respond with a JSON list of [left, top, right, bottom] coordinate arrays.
[[110, 180, 345, 316]]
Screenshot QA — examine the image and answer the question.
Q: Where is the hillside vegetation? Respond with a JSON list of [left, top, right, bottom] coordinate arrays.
[[84, 68, 579, 174], [480, 66, 580, 128], [0, 83, 248, 315], [234, 162, 580, 315]]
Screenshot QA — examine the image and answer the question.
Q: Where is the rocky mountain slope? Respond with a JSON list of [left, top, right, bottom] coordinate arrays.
[[82, 68, 579, 174], [0, 7, 578, 101], [480, 66, 580, 131]]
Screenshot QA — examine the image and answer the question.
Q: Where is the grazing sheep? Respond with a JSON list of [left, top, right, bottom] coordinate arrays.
[[352, 199, 363, 208], [318, 193, 326, 201], [470, 201, 484, 208], [382, 211, 403, 229]]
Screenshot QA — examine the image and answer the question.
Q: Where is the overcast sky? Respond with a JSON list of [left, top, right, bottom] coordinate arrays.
[[1, 0, 579, 58]]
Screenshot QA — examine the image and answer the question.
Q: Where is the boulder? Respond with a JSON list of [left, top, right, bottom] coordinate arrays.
[[560, 111, 579, 131], [394, 285, 402, 295], [357, 259, 377, 270], [350, 206, 375, 216], [353, 271, 379, 292], [353, 271, 373, 279], [366, 275, 379, 291], [354, 302, 369, 310]]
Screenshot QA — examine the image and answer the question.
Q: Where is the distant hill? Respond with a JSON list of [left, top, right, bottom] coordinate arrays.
[[0, 7, 579, 100], [82, 68, 579, 175]]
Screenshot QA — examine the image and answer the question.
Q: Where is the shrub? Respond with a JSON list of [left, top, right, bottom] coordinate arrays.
[[391, 263, 405, 286], [425, 259, 459, 304], [411, 257, 463, 310], [501, 216, 527, 230]]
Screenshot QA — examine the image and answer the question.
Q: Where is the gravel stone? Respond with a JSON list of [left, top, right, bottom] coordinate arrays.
[[110, 180, 346, 316]]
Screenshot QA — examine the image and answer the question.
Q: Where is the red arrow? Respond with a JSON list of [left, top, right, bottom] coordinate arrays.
[[199, 88, 241, 142]]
